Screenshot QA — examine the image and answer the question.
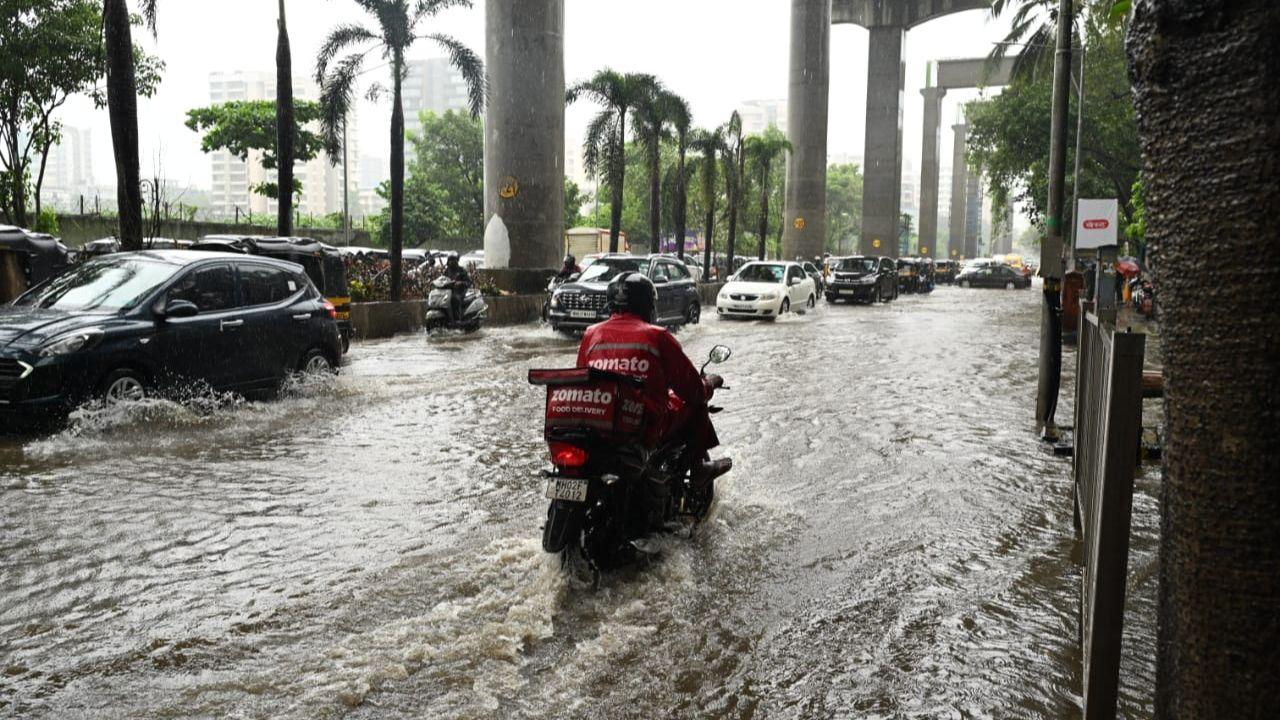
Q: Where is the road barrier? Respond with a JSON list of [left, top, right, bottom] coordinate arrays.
[[1073, 306, 1147, 720]]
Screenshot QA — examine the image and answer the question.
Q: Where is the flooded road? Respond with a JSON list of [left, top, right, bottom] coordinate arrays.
[[0, 286, 1158, 718]]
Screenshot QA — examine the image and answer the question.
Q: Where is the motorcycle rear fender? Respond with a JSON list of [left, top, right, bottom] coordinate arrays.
[[543, 500, 586, 553]]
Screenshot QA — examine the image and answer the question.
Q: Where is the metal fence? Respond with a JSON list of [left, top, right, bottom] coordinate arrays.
[[1073, 306, 1147, 719]]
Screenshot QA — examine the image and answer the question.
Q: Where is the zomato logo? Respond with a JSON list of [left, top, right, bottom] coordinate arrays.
[[550, 388, 614, 405], [588, 357, 651, 374], [1083, 219, 1110, 230]]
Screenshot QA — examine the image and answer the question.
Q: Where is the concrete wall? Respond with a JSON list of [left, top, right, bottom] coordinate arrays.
[[350, 283, 726, 341], [55, 214, 372, 247]]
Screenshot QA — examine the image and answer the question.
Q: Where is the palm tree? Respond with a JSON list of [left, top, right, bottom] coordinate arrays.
[[276, 0, 294, 237], [103, 0, 156, 251], [631, 79, 670, 254], [722, 111, 745, 276], [567, 70, 654, 253], [745, 127, 792, 260], [316, 0, 484, 302], [664, 94, 692, 261], [689, 127, 726, 278], [1128, 1, 1280, 715]]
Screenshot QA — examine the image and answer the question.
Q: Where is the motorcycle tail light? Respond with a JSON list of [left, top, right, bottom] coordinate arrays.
[[549, 441, 589, 468], [321, 300, 338, 320]]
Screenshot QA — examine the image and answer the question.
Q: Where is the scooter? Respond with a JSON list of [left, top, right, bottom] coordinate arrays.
[[527, 345, 734, 575], [425, 275, 488, 332]]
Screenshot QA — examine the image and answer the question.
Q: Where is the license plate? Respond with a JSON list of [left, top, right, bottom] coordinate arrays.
[[545, 478, 589, 502], [734, 304, 753, 310], [569, 310, 596, 319], [839, 289, 856, 295]]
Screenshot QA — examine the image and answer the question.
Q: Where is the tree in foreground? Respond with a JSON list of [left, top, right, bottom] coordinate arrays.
[[1126, 1, 1280, 716], [276, 0, 294, 236], [721, 112, 745, 275], [664, 95, 692, 261], [103, 0, 157, 250], [567, 69, 654, 253], [745, 127, 792, 261], [316, 0, 484, 301], [184, 100, 326, 202], [689, 127, 726, 277]]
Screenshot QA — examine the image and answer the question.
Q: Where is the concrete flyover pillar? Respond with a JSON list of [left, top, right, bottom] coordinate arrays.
[[918, 85, 946, 259], [483, 0, 564, 270], [947, 123, 968, 259], [859, 25, 905, 258], [782, 0, 832, 262], [964, 166, 982, 259]]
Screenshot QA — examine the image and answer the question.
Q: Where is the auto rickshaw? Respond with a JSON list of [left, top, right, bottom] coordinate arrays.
[[934, 260, 958, 284], [896, 258, 920, 293], [0, 225, 70, 301], [191, 235, 353, 353]]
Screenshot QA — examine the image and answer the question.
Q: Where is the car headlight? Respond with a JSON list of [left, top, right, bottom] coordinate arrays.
[[759, 292, 779, 301], [39, 328, 105, 358], [552, 290, 564, 307], [857, 275, 877, 284]]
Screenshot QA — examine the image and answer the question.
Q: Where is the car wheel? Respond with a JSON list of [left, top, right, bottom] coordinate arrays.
[[807, 295, 816, 309], [341, 332, 351, 355], [1005, 281, 1016, 290], [779, 298, 791, 316], [98, 368, 147, 404], [687, 302, 701, 325], [871, 286, 881, 304], [300, 348, 335, 375]]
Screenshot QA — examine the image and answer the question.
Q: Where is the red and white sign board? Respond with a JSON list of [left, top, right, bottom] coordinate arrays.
[[1076, 199, 1119, 250]]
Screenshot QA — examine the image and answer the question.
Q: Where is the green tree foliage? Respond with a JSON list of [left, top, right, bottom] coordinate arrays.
[[1124, 176, 1144, 257], [0, 0, 159, 226], [744, 126, 792, 260], [564, 178, 587, 230], [967, 11, 1139, 229], [185, 100, 326, 200], [373, 110, 483, 250], [825, 163, 864, 254]]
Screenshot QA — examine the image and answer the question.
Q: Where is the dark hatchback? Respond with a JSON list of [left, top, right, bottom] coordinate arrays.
[[548, 254, 700, 333], [0, 251, 341, 426], [825, 256, 898, 303], [956, 263, 1032, 289]]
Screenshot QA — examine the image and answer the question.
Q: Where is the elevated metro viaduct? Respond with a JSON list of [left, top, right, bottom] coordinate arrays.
[[783, 0, 993, 261]]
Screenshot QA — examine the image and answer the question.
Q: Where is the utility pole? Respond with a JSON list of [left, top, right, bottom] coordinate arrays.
[[1069, 44, 1087, 270], [342, 118, 351, 245], [1035, 0, 1073, 438]]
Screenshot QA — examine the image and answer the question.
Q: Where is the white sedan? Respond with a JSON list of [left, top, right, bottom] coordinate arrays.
[[716, 261, 818, 320]]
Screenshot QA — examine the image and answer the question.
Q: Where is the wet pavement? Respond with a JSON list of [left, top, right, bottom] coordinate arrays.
[[0, 285, 1159, 718]]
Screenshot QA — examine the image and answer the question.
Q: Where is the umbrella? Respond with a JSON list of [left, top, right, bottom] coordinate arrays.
[[1115, 260, 1141, 276]]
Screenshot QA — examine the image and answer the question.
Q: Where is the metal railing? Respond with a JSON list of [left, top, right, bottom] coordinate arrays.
[[1073, 304, 1146, 719]]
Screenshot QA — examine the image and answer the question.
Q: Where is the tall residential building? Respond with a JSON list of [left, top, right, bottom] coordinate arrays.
[[402, 58, 470, 140], [42, 126, 95, 208], [738, 99, 788, 136], [206, 71, 359, 222]]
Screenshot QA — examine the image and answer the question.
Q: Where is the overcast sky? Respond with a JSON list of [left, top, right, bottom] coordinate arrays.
[[59, 0, 1015, 193]]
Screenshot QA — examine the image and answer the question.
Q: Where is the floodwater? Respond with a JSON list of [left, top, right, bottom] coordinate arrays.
[[0, 285, 1159, 719]]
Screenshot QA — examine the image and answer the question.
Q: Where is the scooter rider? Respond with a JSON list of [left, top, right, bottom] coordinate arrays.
[[576, 271, 730, 490], [556, 254, 581, 281], [442, 253, 471, 323]]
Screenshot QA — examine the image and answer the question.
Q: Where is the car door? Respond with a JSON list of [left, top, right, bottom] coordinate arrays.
[[785, 265, 805, 305], [237, 261, 306, 384], [666, 261, 695, 321], [648, 261, 674, 321], [154, 262, 246, 391]]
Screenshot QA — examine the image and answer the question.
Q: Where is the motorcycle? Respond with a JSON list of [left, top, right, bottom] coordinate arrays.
[[541, 273, 576, 323], [425, 275, 488, 332], [527, 345, 734, 575], [1133, 277, 1156, 318]]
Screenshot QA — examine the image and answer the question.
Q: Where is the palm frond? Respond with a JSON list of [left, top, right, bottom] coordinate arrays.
[[315, 23, 378, 84], [413, 0, 472, 24], [566, 68, 623, 106], [318, 53, 367, 157], [138, 0, 158, 36], [425, 33, 486, 116], [582, 111, 615, 179]]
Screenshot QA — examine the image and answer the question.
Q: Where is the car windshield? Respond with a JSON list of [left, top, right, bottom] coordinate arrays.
[[15, 258, 177, 312], [836, 258, 878, 273], [578, 258, 650, 283], [736, 264, 785, 283]]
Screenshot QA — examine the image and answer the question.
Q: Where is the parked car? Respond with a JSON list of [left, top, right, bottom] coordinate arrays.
[[0, 226, 70, 300], [826, 255, 898, 304], [547, 254, 700, 333], [801, 261, 826, 296], [657, 253, 702, 283], [0, 251, 341, 427], [716, 261, 817, 320], [956, 263, 1032, 289]]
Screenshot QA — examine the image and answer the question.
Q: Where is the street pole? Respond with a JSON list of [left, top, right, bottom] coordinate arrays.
[[342, 118, 351, 245], [1035, 0, 1073, 438]]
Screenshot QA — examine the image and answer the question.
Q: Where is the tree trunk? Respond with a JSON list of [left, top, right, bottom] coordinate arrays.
[[702, 159, 715, 280], [3, 95, 27, 227], [275, 0, 294, 237], [725, 159, 739, 278], [103, 0, 144, 250], [1127, 3, 1280, 718], [609, 108, 626, 253], [674, 140, 686, 260], [389, 52, 405, 301], [648, 138, 660, 253], [757, 161, 770, 260]]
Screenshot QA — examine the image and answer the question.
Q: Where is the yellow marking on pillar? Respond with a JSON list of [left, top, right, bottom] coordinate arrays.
[[872, 238, 882, 249], [793, 217, 806, 230], [498, 176, 520, 199]]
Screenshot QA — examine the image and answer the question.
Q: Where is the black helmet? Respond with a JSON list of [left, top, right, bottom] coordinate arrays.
[[446, 252, 459, 266], [563, 254, 576, 267], [606, 271, 656, 322]]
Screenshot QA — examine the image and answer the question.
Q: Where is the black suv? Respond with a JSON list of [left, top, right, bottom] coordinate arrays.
[[826, 256, 898, 304], [548, 254, 700, 332], [0, 251, 341, 426]]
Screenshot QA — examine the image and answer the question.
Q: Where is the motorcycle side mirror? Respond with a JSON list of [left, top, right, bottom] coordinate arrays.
[[708, 345, 732, 364]]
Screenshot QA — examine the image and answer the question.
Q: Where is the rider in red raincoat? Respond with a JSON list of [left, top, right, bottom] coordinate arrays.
[[576, 272, 727, 486]]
